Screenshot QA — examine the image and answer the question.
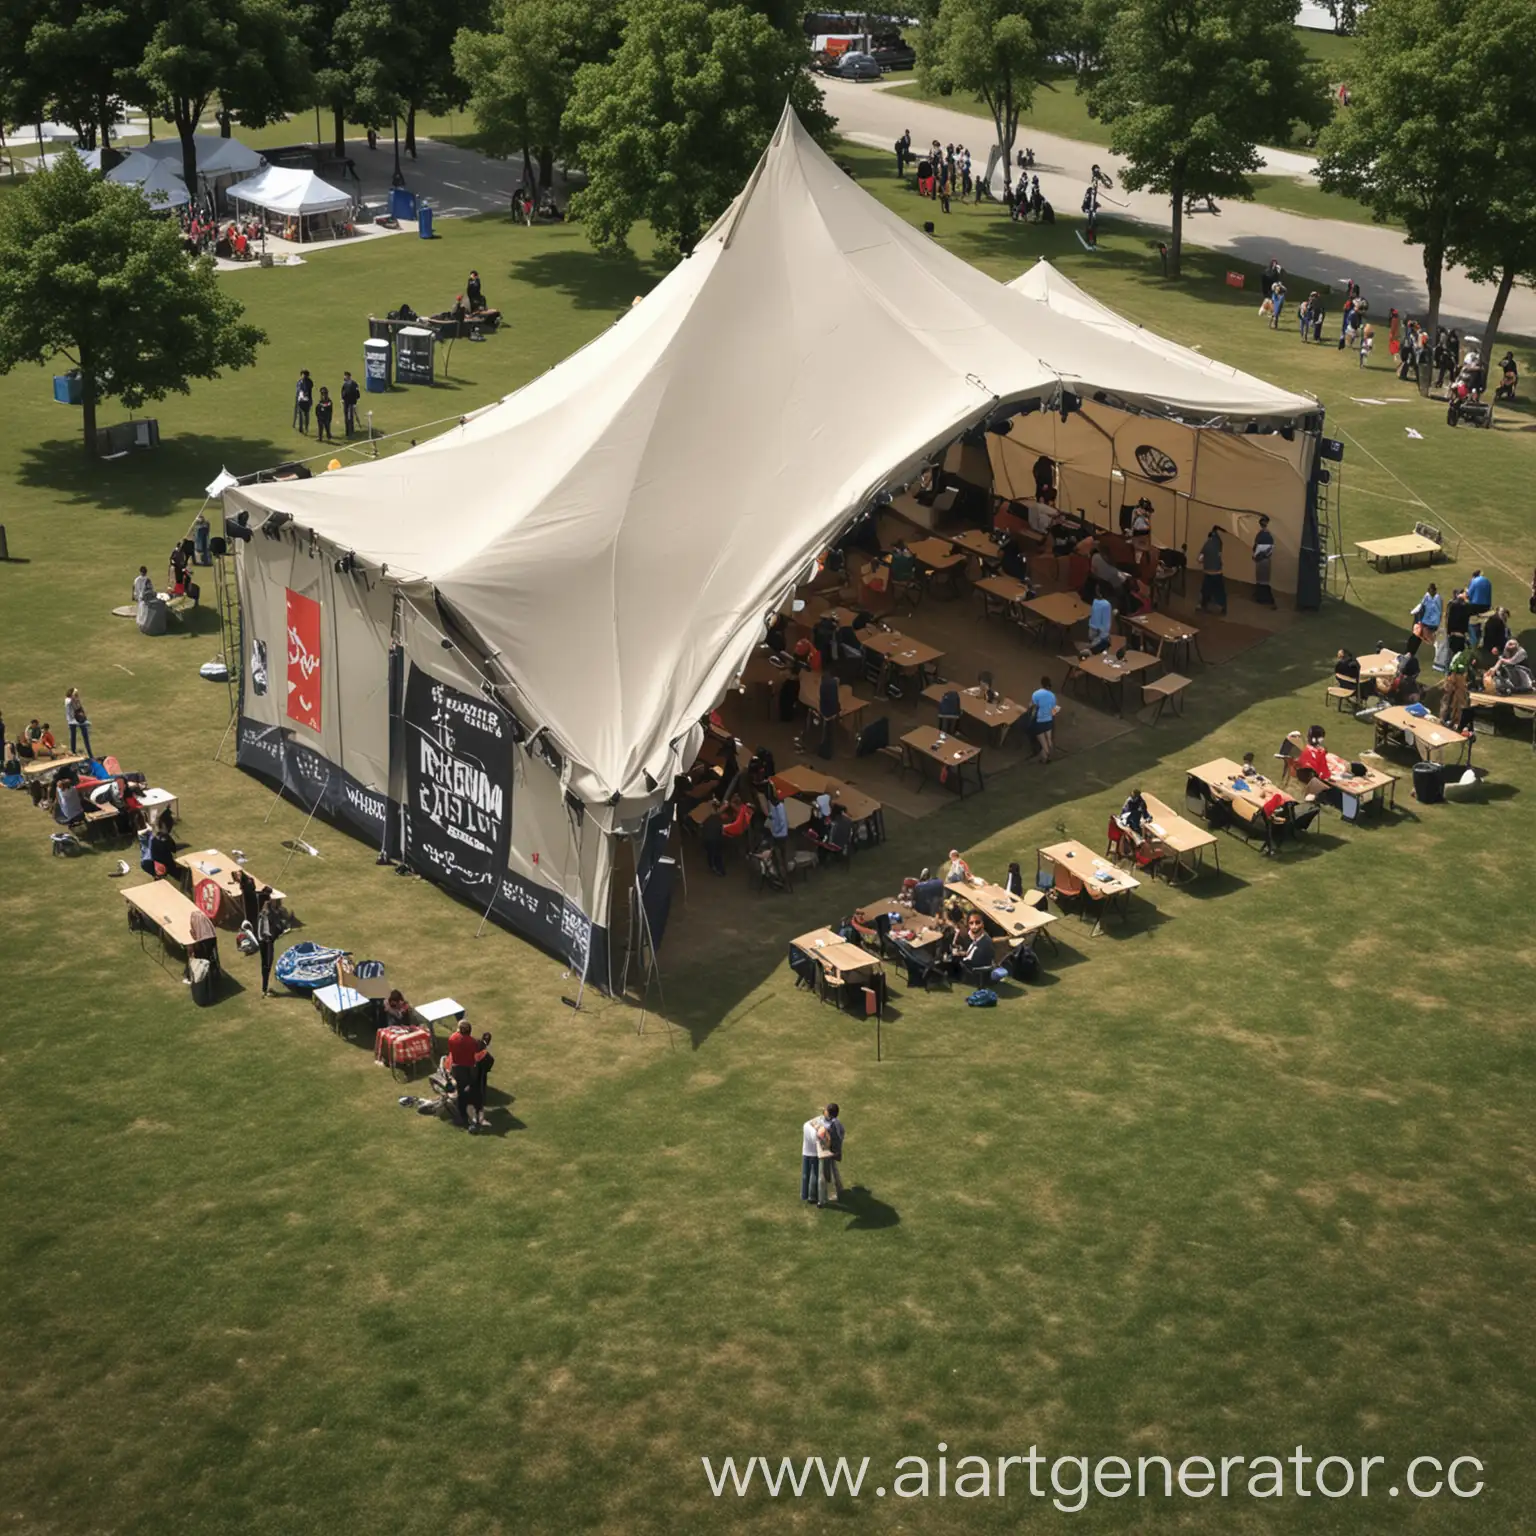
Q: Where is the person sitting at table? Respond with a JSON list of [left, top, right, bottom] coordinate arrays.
[[720, 794, 754, 845], [937, 688, 962, 733], [1119, 789, 1150, 836], [383, 988, 412, 1026], [15, 722, 38, 760], [1026, 489, 1059, 537], [1377, 650, 1421, 703], [817, 803, 855, 862], [1004, 861, 1025, 897], [1087, 587, 1114, 654], [953, 913, 996, 983], [1294, 730, 1329, 780], [1488, 639, 1534, 696], [886, 540, 923, 584], [53, 774, 85, 828], [1130, 498, 1154, 538], [35, 723, 57, 758], [1334, 648, 1361, 683], [148, 819, 184, 883], [911, 872, 946, 916], [945, 849, 971, 883], [999, 535, 1031, 584]]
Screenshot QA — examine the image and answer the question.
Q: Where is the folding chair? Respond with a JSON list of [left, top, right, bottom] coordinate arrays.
[[1105, 816, 1128, 862], [893, 938, 944, 991]]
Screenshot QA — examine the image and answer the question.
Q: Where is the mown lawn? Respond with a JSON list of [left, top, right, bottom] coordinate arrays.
[[0, 143, 1532, 1535]]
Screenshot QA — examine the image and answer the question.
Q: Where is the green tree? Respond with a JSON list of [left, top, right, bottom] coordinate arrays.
[[1315, 0, 1476, 333], [136, 0, 310, 190], [22, 0, 150, 151], [0, 151, 265, 456], [918, 0, 1053, 197], [455, 0, 622, 192], [1442, 0, 1536, 360], [1090, 0, 1328, 277], [333, 0, 416, 173], [562, 0, 832, 256]]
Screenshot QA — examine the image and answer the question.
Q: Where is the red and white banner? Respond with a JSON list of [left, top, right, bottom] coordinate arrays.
[[286, 589, 323, 732]]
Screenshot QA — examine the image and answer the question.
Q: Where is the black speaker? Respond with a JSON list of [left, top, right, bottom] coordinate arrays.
[[179, 538, 196, 557], [208, 535, 227, 557], [639, 856, 677, 952]]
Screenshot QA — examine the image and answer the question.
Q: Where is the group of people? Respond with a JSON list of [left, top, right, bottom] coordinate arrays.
[[799, 1103, 846, 1208], [180, 210, 261, 261], [1334, 566, 1535, 726], [292, 368, 362, 440], [1263, 266, 1376, 365], [903, 134, 979, 212], [1, 687, 93, 773]]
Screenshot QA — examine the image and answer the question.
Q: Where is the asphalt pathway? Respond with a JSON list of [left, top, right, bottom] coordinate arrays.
[[825, 75, 1536, 337]]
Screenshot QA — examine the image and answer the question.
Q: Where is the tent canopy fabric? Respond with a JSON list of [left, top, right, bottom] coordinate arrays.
[[134, 134, 265, 176], [1009, 259, 1315, 420], [225, 165, 350, 216], [226, 108, 1321, 810], [105, 152, 191, 207]]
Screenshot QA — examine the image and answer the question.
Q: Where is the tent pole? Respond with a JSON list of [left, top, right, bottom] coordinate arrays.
[[278, 770, 330, 878]]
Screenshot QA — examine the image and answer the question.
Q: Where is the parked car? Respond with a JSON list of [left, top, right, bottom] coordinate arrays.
[[869, 37, 916, 70], [826, 50, 883, 80]]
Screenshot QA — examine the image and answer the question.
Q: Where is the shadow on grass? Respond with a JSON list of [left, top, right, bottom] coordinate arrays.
[[17, 433, 295, 520], [507, 247, 669, 312], [1171, 866, 1250, 900], [836, 1184, 900, 1230]]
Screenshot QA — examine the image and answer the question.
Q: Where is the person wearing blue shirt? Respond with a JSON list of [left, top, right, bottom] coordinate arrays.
[[1466, 569, 1493, 646], [765, 790, 791, 887], [1407, 581, 1441, 655], [1028, 674, 1060, 763], [1087, 589, 1113, 653]]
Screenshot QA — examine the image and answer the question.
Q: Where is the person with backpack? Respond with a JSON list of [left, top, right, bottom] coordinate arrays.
[[293, 369, 313, 433]]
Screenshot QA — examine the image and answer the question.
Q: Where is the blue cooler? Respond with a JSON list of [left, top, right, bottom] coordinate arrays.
[[364, 337, 391, 392], [390, 186, 416, 221], [417, 203, 434, 239]]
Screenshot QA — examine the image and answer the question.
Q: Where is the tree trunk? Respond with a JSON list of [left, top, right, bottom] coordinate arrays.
[[521, 135, 534, 194], [98, 92, 111, 151], [1168, 172, 1185, 279], [1422, 234, 1444, 335], [220, 109, 232, 138], [537, 144, 553, 189], [175, 100, 199, 198], [1481, 264, 1516, 377], [79, 341, 98, 458], [405, 103, 416, 158], [333, 106, 345, 159], [392, 116, 402, 181]]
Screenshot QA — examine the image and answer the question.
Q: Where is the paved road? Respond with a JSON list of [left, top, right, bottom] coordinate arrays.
[[824, 76, 1536, 337]]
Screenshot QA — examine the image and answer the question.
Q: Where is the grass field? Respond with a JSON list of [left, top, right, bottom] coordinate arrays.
[[1, 142, 1533, 1535]]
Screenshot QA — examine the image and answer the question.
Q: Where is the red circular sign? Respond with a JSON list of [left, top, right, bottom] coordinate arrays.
[[194, 878, 222, 920]]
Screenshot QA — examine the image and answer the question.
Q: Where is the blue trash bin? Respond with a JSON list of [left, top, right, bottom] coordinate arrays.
[[364, 338, 391, 392], [389, 186, 416, 221], [418, 203, 434, 239]]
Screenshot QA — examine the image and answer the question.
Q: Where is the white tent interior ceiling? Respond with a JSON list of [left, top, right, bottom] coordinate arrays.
[[224, 106, 1326, 978]]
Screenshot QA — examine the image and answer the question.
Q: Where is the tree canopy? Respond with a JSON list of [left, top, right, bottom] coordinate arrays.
[[917, 0, 1055, 194], [1090, 0, 1328, 275], [0, 151, 266, 455], [454, 0, 623, 190], [561, 0, 832, 257]]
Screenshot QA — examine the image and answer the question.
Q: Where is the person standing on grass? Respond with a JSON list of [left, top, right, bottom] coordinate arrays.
[[293, 369, 313, 434], [1251, 517, 1276, 607], [340, 371, 361, 436], [1269, 279, 1286, 330], [314, 386, 335, 443], [1407, 582, 1441, 655], [255, 888, 285, 997], [820, 1104, 846, 1205], [63, 689, 93, 759], [1197, 526, 1227, 615], [765, 786, 792, 888], [445, 1019, 489, 1131], [1029, 675, 1060, 764], [802, 1114, 828, 1205]]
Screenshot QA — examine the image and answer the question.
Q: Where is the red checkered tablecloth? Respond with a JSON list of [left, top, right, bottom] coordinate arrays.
[[375, 1025, 433, 1066]]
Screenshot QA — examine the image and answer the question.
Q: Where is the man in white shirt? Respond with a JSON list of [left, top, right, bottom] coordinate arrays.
[[132, 565, 155, 627], [801, 1116, 827, 1204]]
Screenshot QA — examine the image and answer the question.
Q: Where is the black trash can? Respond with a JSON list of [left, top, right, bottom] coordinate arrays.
[[1413, 760, 1445, 803]]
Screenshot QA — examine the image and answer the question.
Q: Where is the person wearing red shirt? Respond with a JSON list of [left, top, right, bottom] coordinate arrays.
[[444, 1020, 488, 1132]]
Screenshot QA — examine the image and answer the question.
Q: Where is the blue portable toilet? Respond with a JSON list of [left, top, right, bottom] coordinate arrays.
[[418, 203, 434, 239], [52, 372, 82, 405], [390, 186, 416, 221], [364, 337, 391, 393]]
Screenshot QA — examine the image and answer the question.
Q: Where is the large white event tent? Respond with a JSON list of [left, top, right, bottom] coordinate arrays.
[[223, 106, 1332, 982], [105, 151, 191, 208]]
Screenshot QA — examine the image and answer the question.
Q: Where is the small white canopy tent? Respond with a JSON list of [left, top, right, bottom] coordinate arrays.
[[224, 109, 1330, 981], [105, 151, 191, 208], [225, 165, 351, 216], [225, 166, 351, 239]]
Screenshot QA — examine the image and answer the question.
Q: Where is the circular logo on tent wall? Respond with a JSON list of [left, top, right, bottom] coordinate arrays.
[[1134, 445, 1179, 482]]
